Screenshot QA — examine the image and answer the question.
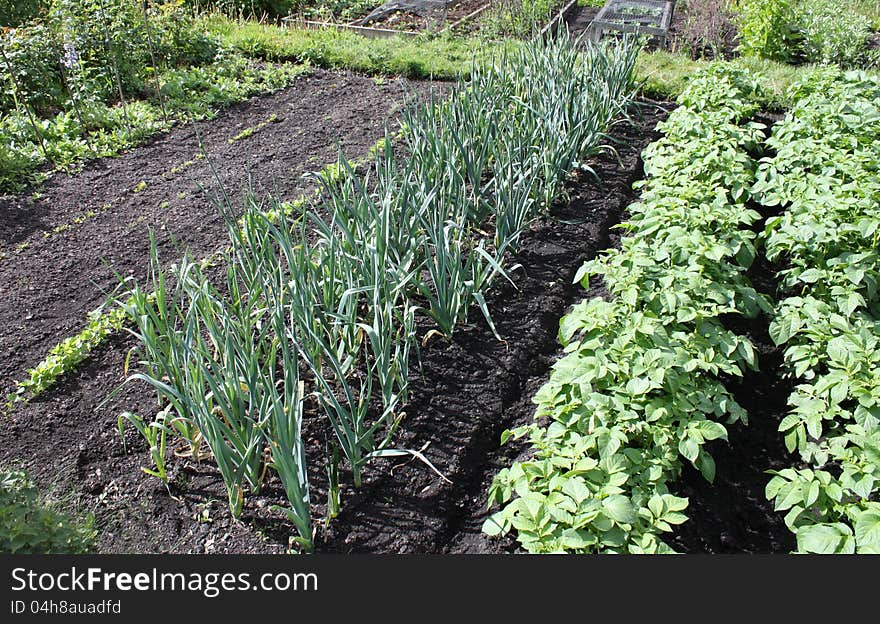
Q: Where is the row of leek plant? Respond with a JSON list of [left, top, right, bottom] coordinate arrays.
[[754, 69, 880, 554], [116, 30, 641, 552], [483, 64, 772, 553]]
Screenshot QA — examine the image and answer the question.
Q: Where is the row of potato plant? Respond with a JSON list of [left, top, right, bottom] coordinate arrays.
[[754, 69, 880, 554], [118, 31, 641, 552], [483, 64, 772, 553]]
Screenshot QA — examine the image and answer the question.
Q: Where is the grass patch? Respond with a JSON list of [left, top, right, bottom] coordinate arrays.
[[635, 49, 878, 110], [200, 13, 506, 79], [204, 15, 869, 112]]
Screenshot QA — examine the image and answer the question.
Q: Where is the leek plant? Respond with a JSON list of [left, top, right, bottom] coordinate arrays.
[[120, 235, 201, 459], [121, 212, 313, 548], [117, 30, 642, 544], [417, 202, 511, 339], [489, 142, 541, 254], [264, 318, 312, 552], [127, 253, 271, 517]]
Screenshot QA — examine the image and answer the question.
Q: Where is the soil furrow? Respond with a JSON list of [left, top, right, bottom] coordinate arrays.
[[318, 103, 669, 553]]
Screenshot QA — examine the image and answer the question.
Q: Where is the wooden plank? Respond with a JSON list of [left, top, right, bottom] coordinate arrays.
[[443, 2, 493, 32], [538, 0, 580, 39]]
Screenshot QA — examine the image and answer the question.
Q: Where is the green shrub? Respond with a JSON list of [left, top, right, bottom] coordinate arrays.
[[0, 469, 96, 554], [0, 1, 218, 116], [47, 0, 218, 98], [795, 0, 874, 66], [734, 0, 799, 62], [0, 24, 65, 116], [0, 0, 50, 26], [183, 0, 296, 18], [734, 0, 877, 67]]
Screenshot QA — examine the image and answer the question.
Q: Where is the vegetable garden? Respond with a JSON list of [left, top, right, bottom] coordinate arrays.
[[2, 0, 880, 555]]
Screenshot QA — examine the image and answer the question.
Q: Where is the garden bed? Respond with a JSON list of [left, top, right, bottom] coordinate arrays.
[[3, 2, 880, 560], [356, 0, 490, 32], [0, 70, 431, 394], [0, 86, 803, 554], [0, 97, 667, 554], [285, 0, 491, 37]]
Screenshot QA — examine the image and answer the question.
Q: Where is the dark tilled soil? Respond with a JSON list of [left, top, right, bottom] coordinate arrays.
[[0, 69, 432, 394], [668, 267, 797, 553], [363, 0, 488, 31], [324, 103, 670, 554], [0, 101, 669, 554], [564, 4, 599, 37], [0, 85, 799, 554]]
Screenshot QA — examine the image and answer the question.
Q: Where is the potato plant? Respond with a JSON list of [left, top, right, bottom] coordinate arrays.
[[483, 64, 770, 553], [754, 68, 880, 553]]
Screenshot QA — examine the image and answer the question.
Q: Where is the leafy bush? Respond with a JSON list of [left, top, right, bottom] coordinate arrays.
[[0, 0, 49, 26], [0, 469, 96, 554], [795, 0, 874, 66], [0, 24, 66, 116], [1, 1, 218, 116], [733, 0, 799, 62], [734, 0, 877, 67], [482, 0, 562, 39]]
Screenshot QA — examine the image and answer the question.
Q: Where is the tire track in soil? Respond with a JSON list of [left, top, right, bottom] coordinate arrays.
[[0, 69, 434, 392]]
